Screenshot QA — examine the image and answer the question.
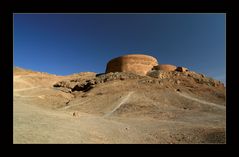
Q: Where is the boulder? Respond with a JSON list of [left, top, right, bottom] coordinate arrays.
[[176, 67, 188, 72]]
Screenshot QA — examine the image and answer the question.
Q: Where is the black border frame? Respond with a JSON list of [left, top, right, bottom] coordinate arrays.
[[0, 0, 238, 150]]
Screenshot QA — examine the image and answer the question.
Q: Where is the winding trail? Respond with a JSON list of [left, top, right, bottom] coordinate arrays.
[[14, 86, 42, 91], [104, 91, 134, 117], [62, 99, 92, 109], [176, 91, 225, 109]]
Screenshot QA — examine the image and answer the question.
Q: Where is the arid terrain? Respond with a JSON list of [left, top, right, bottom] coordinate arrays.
[[13, 67, 226, 144]]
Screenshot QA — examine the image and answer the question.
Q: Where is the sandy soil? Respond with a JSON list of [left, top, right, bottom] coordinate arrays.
[[13, 68, 226, 144]]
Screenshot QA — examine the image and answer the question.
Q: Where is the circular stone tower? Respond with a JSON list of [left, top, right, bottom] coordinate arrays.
[[105, 54, 158, 75], [152, 64, 177, 72]]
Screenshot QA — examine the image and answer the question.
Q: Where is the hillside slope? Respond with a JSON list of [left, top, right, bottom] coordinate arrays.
[[13, 68, 226, 144]]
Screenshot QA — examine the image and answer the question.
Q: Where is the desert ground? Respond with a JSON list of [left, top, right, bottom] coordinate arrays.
[[13, 67, 226, 144]]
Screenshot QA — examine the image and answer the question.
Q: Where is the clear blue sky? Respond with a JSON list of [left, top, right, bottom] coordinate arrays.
[[14, 13, 226, 83]]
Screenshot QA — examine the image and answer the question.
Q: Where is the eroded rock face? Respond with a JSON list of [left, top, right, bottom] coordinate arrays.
[[53, 72, 146, 92], [105, 54, 158, 76], [53, 70, 225, 94]]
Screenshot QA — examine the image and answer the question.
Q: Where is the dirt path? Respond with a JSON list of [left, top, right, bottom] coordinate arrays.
[[13, 93, 146, 144], [176, 91, 225, 109], [14, 86, 43, 91], [104, 91, 134, 117], [62, 99, 92, 109], [14, 95, 44, 98]]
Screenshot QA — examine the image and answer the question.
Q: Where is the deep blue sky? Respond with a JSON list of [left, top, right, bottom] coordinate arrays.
[[14, 13, 225, 83]]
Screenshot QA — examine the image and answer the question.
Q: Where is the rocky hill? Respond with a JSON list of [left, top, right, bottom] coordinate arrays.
[[13, 67, 226, 144]]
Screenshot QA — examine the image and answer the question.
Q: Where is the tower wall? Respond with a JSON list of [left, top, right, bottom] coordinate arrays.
[[106, 54, 158, 75]]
